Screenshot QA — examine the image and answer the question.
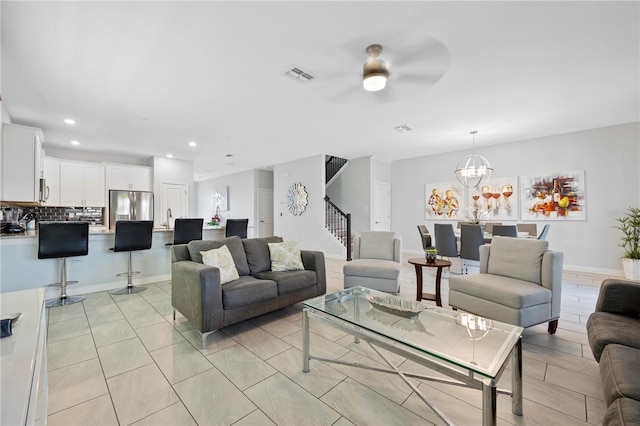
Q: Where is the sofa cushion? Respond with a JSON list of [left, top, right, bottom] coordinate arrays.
[[587, 311, 640, 361], [187, 236, 250, 276], [359, 231, 397, 261], [343, 259, 402, 280], [602, 398, 640, 426], [449, 273, 552, 310], [599, 344, 640, 406], [252, 270, 317, 294], [243, 236, 283, 273], [201, 245, 239, 284], [268, 240, 305, 271], [221, 275, 278, 309], [487, 236, 548, 285]]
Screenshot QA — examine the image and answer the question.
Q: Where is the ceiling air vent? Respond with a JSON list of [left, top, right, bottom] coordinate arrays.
[[283, 66, 316, 83], [394, 124, 413, 133]]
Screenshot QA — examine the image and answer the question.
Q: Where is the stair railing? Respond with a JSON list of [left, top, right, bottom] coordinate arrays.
[[324, 196, 352, 261]]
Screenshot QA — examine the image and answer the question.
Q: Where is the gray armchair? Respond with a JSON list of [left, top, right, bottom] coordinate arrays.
[[449, 236, 563, 333], [343, 231, 402, 294]]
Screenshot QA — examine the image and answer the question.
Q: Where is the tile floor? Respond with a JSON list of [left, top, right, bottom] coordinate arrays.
[[45, 256, 612, 425]]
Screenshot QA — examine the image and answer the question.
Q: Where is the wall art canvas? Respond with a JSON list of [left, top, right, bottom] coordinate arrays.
[[471, 177, 519, 221], [519, 170, 586, 220], [212, 186, 228, 212], [425, 182, 467, 220]]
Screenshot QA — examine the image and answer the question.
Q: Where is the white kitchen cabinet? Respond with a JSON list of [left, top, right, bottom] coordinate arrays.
[[1, 123, 43, 203], [105, 163, 152, 191], [60, 160, 105, 207], [42, 156, 61, 206]]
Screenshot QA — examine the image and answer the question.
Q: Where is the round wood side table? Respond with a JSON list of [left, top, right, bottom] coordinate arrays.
[[408, 258, 452, 307]]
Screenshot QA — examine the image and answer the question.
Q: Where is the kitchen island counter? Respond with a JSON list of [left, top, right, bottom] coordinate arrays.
[[0, 227, 224, 294]]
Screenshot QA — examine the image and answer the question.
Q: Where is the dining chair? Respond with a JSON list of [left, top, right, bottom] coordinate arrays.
[[483, 222, 503, 234], [459, 224, 485, 274], [434, 223, 459, 258], [517, 223, 538, 237], [417, 225, 432, 249], [538, 224, 550, 240], [492, 225, 518, 237], [225, 218, 249, 239]]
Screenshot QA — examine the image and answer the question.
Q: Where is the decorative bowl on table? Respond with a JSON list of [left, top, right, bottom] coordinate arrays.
[[365, 294, 425, 319]]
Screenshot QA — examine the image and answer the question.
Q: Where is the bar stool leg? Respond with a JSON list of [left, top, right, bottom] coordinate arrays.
[[111, 251, 147, 295], [46, 257, 86, 308]]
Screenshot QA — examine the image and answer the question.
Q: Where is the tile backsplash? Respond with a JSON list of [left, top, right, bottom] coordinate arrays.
[[2, 204, 105, 226]]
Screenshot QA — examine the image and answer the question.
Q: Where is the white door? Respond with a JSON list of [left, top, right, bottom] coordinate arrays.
[[373, 182, 391, 231], [258, 189, 274, 237], [161, 183, 188, 229]]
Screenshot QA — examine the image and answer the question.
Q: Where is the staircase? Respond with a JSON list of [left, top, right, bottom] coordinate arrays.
[[324, 155, 352, 260]]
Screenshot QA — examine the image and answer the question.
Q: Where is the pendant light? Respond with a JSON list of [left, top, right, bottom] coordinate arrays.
[[454, 130, 493, 188]]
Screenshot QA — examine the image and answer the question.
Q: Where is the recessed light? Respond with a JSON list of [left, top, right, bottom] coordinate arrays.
[[166, 154, 173, 158], [70, 140, 80, 145], [64, 118, 76, 125], [225, 154, 234, 157], [188, 141, 197, 147], [393, 124, 413, 133]]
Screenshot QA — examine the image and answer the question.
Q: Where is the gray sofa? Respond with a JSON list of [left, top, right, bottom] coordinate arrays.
[[587, 279, 640, 425], [171, 236, 326, 344]]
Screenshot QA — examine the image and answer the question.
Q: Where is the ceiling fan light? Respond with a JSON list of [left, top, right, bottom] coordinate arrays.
[[363, 73, 387, 91]]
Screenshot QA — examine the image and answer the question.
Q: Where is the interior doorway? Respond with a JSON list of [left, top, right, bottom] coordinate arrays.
[[372, 181, 390, 231], [161, 183, 189, 229], [257, 189, 274, 237]]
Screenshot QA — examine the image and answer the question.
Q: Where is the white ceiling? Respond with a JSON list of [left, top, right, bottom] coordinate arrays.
[[2, 1, 639, 181]]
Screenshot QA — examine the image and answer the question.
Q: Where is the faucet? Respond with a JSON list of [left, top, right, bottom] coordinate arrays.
[[166, 208, 172, 229]]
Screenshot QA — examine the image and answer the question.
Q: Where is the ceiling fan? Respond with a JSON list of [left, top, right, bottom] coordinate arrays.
[[312, 34, 451, 105]]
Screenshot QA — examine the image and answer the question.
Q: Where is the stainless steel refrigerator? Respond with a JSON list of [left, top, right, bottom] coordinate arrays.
[[109, 190, 154, 229]]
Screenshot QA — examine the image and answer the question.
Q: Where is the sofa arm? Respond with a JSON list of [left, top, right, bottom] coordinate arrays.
[[301, 250, 327, 296], [171, 260, 225, 333], [595, 279, 640, 318]]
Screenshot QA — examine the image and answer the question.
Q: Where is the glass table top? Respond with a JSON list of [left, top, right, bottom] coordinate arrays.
[[304, 286, 523, 379]]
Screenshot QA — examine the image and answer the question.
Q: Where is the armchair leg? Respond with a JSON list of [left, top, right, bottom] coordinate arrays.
[[548, 319, 558, 334]]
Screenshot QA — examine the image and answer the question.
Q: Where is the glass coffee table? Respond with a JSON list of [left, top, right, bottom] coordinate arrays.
[[302, 286, 523, 426]]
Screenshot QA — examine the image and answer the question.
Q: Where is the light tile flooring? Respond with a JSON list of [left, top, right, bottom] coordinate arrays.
[[45, 257, 612, 425]]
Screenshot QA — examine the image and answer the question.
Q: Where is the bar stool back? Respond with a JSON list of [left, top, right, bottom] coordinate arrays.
[[111, 220, 154, 295], [225, 219, 249, 239], [38, 221, 89, 307], [172, 218, 203, 245]]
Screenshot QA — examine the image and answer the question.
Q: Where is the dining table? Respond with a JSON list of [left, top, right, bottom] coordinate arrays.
[[453, 229, 534, 242]]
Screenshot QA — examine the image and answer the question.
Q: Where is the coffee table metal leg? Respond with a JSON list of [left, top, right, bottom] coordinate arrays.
[[512, 336, 523, 415], [414, 264, 423, 301], [302, 309, 310, 373], [482, 381, 497, 426]]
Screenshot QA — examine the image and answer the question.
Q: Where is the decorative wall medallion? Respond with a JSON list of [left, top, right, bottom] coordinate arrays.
[[287, 183, 308, 216]]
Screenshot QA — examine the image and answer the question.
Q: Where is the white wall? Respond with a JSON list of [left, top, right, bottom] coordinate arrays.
[[274, 155, 344, 256], [153, 157, 194, 227], [195, 169, 256, 233], [391, 122, 640, 275], [326, 156, 371, 234]]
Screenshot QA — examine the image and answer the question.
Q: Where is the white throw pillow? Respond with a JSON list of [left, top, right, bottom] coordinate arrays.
[[200, 245, 240, 284], [268, 240, 305, 272]]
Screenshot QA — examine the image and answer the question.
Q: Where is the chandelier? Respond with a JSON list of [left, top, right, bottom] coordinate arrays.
[[454, 131, 493, 188]]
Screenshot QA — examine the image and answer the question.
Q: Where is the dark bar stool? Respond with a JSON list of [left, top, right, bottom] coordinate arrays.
[[38, 221, 90, 308], [225, 219, 249, 239], [167, 218, 203, 246], [111, 220, 154, 295]]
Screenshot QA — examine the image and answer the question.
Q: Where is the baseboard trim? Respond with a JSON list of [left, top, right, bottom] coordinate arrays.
[[45, 274, 172, 299]]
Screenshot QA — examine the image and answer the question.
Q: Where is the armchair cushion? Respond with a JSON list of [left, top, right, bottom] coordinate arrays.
[[359, 231, 397, 261], [487, 236, 548, 285], [343, 259, 402, 280], [450, 273, 552, 310]]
